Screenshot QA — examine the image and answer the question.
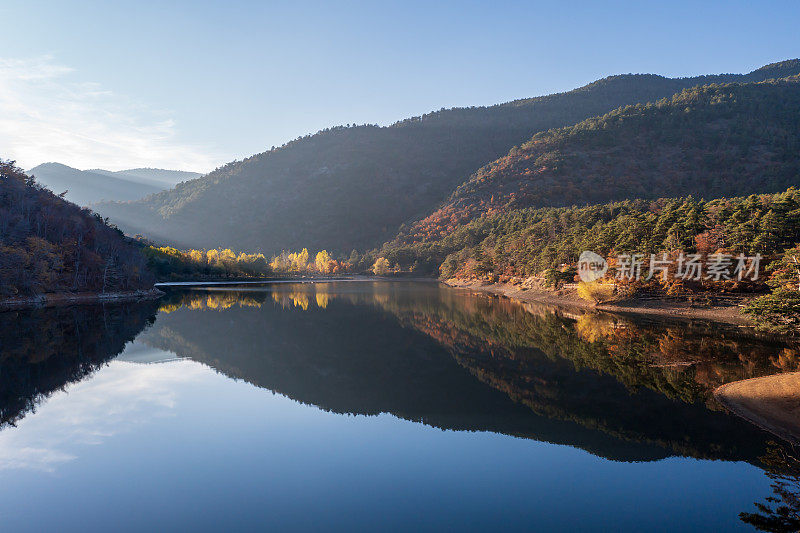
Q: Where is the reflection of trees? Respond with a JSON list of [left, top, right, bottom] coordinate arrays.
[[353, 283, 800, 457], [143, 283, 782, 462], [741, 443, 800, 532], [272, 290, 309, 310], [374, 289, 797, 406], [159, 283, 797, 411], [141, 290, 676, 462], [0, 301, 158, 428], [574, 313, 618, 343], [369, 289, 800, 461], [401, 308, 774, 460], [160, 291, 265, 312], [161, 283, 358, 313]]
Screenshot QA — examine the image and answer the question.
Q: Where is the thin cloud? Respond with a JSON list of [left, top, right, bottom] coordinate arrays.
[[0, 357, 209, 472], [0, 55, 218, 172]]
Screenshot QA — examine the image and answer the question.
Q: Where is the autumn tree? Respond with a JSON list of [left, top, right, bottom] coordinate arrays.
[[289, 248, 309, 272], [372, 257, 391, 276], [143, 246, 271, 281], [270, 252, 291, 272], [315, 250, 332, 273]]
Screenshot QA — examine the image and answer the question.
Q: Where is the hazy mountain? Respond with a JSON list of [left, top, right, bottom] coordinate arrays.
[[27, 163, 162, 205], [26, 163, 200, 206], [94, 60, 800, 254], [88, 167, 203, 188]]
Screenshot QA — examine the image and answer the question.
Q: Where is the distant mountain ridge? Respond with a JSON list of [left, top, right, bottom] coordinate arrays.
[[93, 59, 800, 253], [27, 163, 202, 206], [87, 167, 203, 188]]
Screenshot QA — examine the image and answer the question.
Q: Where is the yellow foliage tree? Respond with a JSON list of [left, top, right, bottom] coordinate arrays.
[[270, 252, 290, 272], [315, 250, 332, 273], [372, 257, 391, 276], [188, 249, 205, 264], [288, 248, 309, 272], [576, 280, 616, 304], [206, 248, 220, 265]]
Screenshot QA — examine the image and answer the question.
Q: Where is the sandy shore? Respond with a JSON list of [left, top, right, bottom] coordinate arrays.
[[715, 373, 800, 444], [0, 288, 164, 311], [444, 279, 754, 327]]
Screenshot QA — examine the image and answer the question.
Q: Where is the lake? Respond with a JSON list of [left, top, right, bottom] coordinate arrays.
[[0, 281, 796, 531]]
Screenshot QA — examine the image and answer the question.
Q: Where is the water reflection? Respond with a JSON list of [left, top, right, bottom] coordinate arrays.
[[0, 302, 158, 429], [2, 282, 799, 530], [139, 282, 796, 464], [0, 355, 207, 472], [741, 442, 800, 532], [152, 282, 800, 529]]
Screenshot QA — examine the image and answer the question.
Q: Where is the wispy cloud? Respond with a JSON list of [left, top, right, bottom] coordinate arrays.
[[0, 55, 218, 172], [0, 356, 209, 472]]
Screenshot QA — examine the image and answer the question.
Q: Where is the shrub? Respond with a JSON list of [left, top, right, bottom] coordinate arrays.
[[743, 288, 800, 334], [577, 281, 616, 304]]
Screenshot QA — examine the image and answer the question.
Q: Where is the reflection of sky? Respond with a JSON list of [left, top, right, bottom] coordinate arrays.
[[0, 353, 205, 472], [115, 341, 184, 364], [0, 338, 775, 531]]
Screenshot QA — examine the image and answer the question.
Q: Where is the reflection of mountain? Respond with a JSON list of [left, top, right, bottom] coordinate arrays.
[[377, 287, 792, 402], [115, 341, 183, 364], [0, 302, 159, 428], [140, 284, 780, 463], [384, 287, 795, 460]]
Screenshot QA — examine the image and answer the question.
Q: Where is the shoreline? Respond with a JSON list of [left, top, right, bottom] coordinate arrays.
[[0, 288, 165, 312], [714, 373, 800, 445], [443, 278, 755, 328]]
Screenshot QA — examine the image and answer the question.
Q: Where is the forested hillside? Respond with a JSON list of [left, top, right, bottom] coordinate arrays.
[[381, 187, 800, 277], [94, 60, 800, 254], [378, 186, 800, 330], [397, 76, 800, 244], [0, 160, 154, 297]]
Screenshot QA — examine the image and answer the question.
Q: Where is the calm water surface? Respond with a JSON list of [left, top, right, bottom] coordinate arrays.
[[0, 281, 797, 531]]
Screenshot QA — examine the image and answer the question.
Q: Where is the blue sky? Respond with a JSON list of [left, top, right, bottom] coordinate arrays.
[[1, 0, 798, 174]]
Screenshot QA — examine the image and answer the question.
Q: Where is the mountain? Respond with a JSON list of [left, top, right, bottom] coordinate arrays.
[[0, 160, 154, 297], [26, 163, 197, 206], [27, 163, 163, 205], [94, 60, 800, 254], [88, 167, 203, 188], [392, 75, 800, 251]]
